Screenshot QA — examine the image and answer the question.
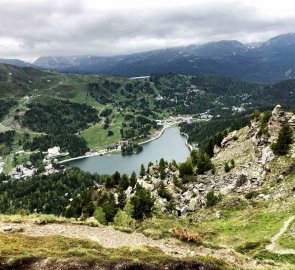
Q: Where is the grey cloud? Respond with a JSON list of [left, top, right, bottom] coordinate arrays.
[[0, 0, 294, 61]]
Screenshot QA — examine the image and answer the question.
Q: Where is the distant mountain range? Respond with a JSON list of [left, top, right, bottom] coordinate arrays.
[[0, 58, 34, 68], [2, 33, 295, 83]]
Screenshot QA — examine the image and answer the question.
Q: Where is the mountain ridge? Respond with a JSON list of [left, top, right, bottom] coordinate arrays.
[[30, 33, 295, 83]]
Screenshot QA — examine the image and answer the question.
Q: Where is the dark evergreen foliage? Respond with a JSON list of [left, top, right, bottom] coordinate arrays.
[[0, 169, 104, 215], [22, 98, 98, 134], [271, 124, 294, 155], [131, 184, 155, 220]]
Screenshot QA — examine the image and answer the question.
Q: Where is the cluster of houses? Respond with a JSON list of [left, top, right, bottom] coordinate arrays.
[[105, 140, 128, 152], [9, 146, 68, 180], [9, 162, 37, 179]]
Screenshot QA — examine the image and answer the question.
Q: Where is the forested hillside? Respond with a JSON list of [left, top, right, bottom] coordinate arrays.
[[0, 64, 294, 156]]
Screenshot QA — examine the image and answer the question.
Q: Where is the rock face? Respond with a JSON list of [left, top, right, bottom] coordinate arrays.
[[221, 131, 237, 148], [268, 104, 295, 142], [134, 105, 294, 216]]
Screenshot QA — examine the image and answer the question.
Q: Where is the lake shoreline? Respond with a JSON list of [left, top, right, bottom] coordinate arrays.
[[60, 124, 191, 164]]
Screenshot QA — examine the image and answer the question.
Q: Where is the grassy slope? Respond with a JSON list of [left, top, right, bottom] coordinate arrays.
[[0, 217, 235, 270], [81, 115, 123, 149]]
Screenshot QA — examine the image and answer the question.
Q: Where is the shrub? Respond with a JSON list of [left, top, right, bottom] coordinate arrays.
[[94, 207, 106, 225], [259, 111, 272, 136], [158, 181, 172, 201], [114, 210, 134, 227], [224, 163, 230, 173], [206, 191, 219, 207], [179, 159, 193, 177], [174, 227, 202, 245], [251, 109, 261, 120], [245, 191, 259, 200], [211, 164, 216, 175], [230, 159, 235, 168], [236, 241, 261, 254]]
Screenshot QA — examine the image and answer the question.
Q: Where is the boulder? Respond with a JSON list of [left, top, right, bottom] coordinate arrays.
[[137, 179, 154, 191], [261, 146, 274, 165], [176, 206, 188, 216], [221, 131, 238, 148], [215, 210, 222, 219], [3, 226, 13, 232], [189, 197, 198, 211]]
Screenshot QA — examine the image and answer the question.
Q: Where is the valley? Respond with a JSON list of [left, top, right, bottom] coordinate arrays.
[[0, 63, 294, 270]]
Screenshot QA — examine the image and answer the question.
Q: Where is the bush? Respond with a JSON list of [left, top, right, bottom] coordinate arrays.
[[94, 207, 106, 225], [179, 159, 193, 177], [174, 227, 202, 245], [224, 163, 230, 173], [158, 181, 172, 201], [259, 111, 272, 136], [114, 210, 134, 227], [245, 191, 259, 200], [206, 191, 219, 207], [236, 241, 261, 254], [195, 152, 212, 175]]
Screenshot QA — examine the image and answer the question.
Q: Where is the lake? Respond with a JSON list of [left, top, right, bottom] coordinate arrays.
[[68, 127, 190, 175]]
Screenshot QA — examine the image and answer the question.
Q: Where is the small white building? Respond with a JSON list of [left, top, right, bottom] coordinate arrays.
[[48, 147, 61, 158]]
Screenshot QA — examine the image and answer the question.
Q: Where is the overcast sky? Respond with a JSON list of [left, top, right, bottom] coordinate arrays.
[[1, 0, 295, 61]]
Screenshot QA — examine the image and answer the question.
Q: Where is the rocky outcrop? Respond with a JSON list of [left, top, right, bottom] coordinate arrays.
[[133, 105, 294, 216], [268, 105, 295, 142], [221, 131, 237, 148]]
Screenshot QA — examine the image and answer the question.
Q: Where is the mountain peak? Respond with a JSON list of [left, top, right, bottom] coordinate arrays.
[[264, 33, 295, 47]]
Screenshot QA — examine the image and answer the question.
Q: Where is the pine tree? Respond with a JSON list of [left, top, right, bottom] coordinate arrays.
[[140, 164, 146, 177], [112, 171, 121, 185], [131, 184, 155, 220], [101, 195, 117, 223], [159, 158, 166, 179], [117, 189, 127, 209], [119, 174, 130, 190], [271, 124, 294, 155], [195, 151, 212, 175], [129, 171, 137, 188]]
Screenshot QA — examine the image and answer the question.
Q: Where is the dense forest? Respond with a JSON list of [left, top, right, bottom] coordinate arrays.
[[0, 99, 17, 121], [24, 134, 89, 157], [0, 168, 105, 215], [22, 98, 99, 134], [180, 112, 251, 147], [0, 168, 154, 223]]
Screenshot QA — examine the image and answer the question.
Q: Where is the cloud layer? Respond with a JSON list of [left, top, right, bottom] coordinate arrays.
[[1, 0, 295, 61]]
